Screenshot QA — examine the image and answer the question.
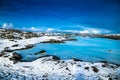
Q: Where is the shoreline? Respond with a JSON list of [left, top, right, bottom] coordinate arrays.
[[0, 29, 120, 79], [0, 37, 120, 79], [0, 55, 120, 80], [0, 36, 120, 65]]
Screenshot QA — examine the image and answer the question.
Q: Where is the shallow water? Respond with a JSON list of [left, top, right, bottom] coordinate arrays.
[[16, 37, 120, 64]]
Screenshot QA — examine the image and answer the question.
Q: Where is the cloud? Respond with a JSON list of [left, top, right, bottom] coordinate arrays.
[[79, 29, 101, 34], [22, 25, 111, 34], [84, 28, 110, 34], [22, 27, 58, 32], [1, 23, 14, 29], [60, 30, 80, 33], [80, 28, 111, 34], [55, 27, 111, 34], [30, 27, 40, 31], [22, 27, 42, 31], [46, 28, 54, 32], [79, 30, 89, 33], [76, 26, 111, 34]]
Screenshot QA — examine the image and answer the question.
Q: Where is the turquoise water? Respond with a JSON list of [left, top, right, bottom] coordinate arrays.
[[16, 37, 120, 64]]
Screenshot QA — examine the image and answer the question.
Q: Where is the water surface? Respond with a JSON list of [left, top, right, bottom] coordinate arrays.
[[16, 37, 120, 64]]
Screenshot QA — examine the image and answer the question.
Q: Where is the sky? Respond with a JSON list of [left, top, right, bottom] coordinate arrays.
[[0, 0, 120, 33]]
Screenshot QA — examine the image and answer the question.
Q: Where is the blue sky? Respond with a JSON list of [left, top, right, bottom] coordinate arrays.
[[0, 0, 120, 33]]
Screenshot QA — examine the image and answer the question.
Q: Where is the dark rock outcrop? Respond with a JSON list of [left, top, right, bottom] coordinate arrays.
[[99, 61, 108, 64], [39, 55, 51, 58], [102, 64, 107, 67], [34, 50, 46, 55], [91, 66, 99, 73], [67, 38, 78, 41], [4, 47, 13, 52], [108, 50, 112, 53], [4, 44, 33, 52], [71, 58, 83, 62], [41, 39, 65, 43], [9, 39, 14, 41], [12, 44, 19, 47], [84, 67, 89, 70], [13, 52, 22, 60], [0, 50, 6, 57], [25, 44, 33, 49], [9, 52, 22, 63], [52, 55, 60, 60], [39, 55, 60, 60]]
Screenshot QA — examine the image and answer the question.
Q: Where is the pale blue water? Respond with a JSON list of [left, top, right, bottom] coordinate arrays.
[[16, 37, 120, 64]]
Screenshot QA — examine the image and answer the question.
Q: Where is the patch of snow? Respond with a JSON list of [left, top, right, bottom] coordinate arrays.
[[0, 57, 120, 80], [0, 36, 65, 51]]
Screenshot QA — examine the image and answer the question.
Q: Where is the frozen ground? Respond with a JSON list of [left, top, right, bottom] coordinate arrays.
[[0, 36, 65, 52], [0, 56, 120, 80]]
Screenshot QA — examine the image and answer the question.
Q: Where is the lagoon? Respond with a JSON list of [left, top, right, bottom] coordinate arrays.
[[16, 37, 120, 64]]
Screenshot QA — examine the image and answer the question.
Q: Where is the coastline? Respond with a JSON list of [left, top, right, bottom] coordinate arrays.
[[0, 29, 120, 80], [0, 55, 120, 80]]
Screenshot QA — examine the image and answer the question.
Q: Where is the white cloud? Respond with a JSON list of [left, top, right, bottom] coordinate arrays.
[[92, 29, 100, 34], [22, 27, 58, 32], [54, 25, 111, 34], [79, 28, 111, 34], [30, 27, 40, 31], [23, 27, 42, 31], [62, 30, 80, 33], [59, 27, 111, 34], [78, 26, 111, 34], [21, 25, 111, 34], [44, 27, 111, 34], [1, 23, 14, 29], [79, 28, 100, 34], [80, 30, 89, 33], [46, 28, 54, 32]]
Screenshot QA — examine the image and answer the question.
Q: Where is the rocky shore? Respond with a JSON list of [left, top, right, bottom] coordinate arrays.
[[1, 28, 120, 41], [75, 33, 120, 40], [0, 28, 120, 80], [0, 56, 120, 80]]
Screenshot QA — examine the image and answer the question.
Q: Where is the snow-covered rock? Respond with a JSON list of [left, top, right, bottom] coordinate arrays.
[[0, 57, 120, 80], [0, 32, 120, 80], [0, 36, 65, 52]]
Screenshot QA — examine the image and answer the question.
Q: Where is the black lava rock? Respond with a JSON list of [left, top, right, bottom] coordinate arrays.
[[4, 47, 13, 52], [34, 50, 46, 55], [9, 52, 22, 63], [91, 66, 99, 73], [41, 39, 65, 43], [13, 52, 22, 60], [39, 55, 60, 61], [71, 58, 83, 62], [52, 55, 60, 60]]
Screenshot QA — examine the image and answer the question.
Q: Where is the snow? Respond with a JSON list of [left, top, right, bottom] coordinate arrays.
[[0, 35, 120, 80], [0, 36, 65, 52], [0, 57, 120, 80]]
